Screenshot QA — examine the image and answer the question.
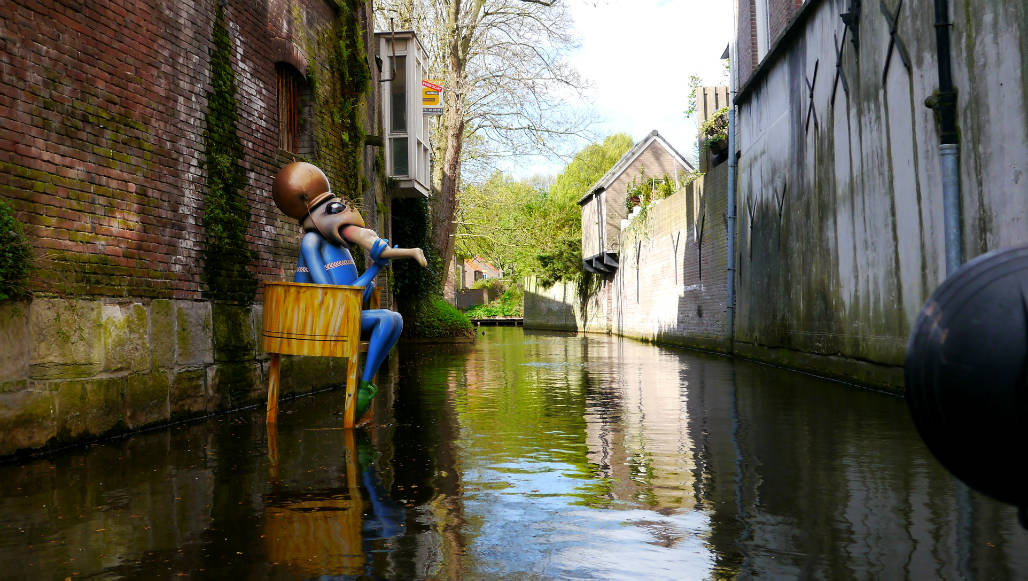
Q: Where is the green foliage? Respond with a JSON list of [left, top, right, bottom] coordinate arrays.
[[700, 106, 729, 149], [328, 2, 370, 201], [683, 74, 703, 118], [392, 197, 443, 301], [464, 285, 523, 319], [406, 296, 474, 338], [201, 1, 257, 305], [0, 200, 32, 301], [456, 134, 634, 287], [470, 277, 504, 291]]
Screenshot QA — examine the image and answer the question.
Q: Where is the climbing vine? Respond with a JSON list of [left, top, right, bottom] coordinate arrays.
[[201, 1, 257, 304], [0, 200, 32, 301]]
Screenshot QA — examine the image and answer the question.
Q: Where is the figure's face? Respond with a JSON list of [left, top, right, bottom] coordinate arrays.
[[303, 196, 365, 245]]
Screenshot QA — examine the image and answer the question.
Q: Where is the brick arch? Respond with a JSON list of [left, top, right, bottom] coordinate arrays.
[[270, 37, 308, 77]]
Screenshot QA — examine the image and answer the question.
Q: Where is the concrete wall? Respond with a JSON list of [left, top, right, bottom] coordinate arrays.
[[733, 0, 1027, 388], [527, 164, 732, 352]]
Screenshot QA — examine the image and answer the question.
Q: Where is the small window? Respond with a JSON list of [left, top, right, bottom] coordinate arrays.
[[277, 63, 308, 153], [391, 136, 408, 176], [390, 55, 407, 133]]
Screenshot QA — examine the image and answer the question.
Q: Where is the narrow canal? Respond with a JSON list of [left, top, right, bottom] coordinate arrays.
[[1, 327, 1025, 579]]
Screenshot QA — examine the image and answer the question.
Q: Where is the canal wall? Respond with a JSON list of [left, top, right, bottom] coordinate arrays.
[[525, 164, 732, 353], [732, 0, 1027, 389], [0, 0, 391, 456], [0, 298, 349, 455], [529, 0, 1027, 391]]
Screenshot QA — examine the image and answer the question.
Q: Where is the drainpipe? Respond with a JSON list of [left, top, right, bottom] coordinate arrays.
[[726, 28, 738, 347], [929, 0, 962, 275], [727, 105, 737, 345]]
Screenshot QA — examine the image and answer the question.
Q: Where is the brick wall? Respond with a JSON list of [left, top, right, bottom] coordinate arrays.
[[736, 0, 757, 87], [0, 0, 381, 301], [735, 0, 803, 88], [0, 0, 395, 456]]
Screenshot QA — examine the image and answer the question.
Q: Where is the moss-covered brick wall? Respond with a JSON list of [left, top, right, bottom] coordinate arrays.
[[0, 0, 383, 300], [0, 0, 387, 455]]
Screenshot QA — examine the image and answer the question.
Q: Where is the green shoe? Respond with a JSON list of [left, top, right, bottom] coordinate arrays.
[[355, 380, 378, 420]]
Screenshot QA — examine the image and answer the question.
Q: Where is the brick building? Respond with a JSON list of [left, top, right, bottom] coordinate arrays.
[[0, 0, 415, 455]]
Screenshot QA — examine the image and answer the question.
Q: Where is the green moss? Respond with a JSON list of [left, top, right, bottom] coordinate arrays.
[[201, 1, 257, 305], [0, 200, 32, 302], [406, 296, 474, 339]]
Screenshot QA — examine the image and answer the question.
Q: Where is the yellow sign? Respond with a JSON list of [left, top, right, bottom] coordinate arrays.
[[422, 79, 443, 115]]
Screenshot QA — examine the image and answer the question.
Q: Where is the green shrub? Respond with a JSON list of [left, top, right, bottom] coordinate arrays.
[[470, 277, 505, 292], [405, 295, 474, 338], [464, 285, 523, 318], [0, 200, 32, 301]]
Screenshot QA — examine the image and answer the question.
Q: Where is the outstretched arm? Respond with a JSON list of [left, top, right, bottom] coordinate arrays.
[[342, 226, 427, 267]]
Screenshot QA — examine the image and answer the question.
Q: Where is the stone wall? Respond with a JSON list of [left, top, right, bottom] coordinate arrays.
[[0, 297, 350, 455], [526, 164, 732, 353]]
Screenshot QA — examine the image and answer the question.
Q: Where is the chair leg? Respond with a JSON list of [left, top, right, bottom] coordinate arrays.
[[266, 353, 281, 424], [343, 354, 359, 428]]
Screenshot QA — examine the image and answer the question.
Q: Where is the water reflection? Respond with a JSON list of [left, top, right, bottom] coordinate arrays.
[[0, 327, 1024, 579]]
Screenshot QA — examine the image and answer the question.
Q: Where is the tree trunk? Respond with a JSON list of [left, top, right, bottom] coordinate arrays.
[[430, 0, 466, 282]]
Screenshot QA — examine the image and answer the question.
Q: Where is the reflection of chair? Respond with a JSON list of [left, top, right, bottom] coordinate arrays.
[[262, 281, 363, 427], [264, 423, 364, 576]]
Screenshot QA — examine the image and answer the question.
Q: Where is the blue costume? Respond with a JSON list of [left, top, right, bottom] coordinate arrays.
[[293, 230, 402, 417]]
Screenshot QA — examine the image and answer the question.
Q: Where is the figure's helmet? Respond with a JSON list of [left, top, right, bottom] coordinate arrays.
[[271, 162, 334, 221]]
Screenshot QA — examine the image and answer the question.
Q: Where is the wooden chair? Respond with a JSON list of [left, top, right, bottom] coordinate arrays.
[[262, 281, 365, 427]]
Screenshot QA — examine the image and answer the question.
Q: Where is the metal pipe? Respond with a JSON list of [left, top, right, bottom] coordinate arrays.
[[941, 143, 962, 275], [932, 0, 962, 275], [727, 106, 737, 343]]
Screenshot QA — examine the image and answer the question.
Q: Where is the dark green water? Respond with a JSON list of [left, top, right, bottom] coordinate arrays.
[[1, 327, 1025, 579]]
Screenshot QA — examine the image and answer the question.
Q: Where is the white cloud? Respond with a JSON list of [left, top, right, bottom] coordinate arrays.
[[498, 0, 733, 180]]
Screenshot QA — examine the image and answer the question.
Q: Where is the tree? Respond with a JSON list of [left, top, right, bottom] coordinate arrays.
[[376, 0, 590, 285], [455, 133, 632, 286]]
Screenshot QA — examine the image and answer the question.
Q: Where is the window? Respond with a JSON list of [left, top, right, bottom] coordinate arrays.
[[754, 0, 770, 61], [391, 136, 408, 176], [276, 63, 312, 154], [390, 56, 407, 133]]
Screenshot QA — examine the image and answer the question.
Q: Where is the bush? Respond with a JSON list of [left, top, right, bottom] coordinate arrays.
[[405, 295, 474, 338], [470, 277, 505, 292], [0, 201, 32, 301], [464, 285, 523, 319]]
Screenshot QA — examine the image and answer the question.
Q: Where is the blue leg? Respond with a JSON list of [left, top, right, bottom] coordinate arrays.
[[360, 310, 402, 383]]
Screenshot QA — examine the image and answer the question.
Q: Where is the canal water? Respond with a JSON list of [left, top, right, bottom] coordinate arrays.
[[1, 327, 1024, 579]]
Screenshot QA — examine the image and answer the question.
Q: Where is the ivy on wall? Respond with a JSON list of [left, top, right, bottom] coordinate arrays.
[[201, 0, 257, 305], [0, 200, 32, 301]]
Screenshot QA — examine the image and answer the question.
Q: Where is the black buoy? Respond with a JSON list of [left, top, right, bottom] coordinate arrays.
[[906, 243, 1027, 526]]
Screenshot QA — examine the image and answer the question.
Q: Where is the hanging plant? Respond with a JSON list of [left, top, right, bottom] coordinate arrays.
[[0, 200, 32, 301]]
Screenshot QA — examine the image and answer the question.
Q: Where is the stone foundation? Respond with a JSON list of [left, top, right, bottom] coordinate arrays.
[[0, 297, 350, 457]]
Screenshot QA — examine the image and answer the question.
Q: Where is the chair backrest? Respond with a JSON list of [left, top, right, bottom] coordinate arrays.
[[262, 281, 363, 358]]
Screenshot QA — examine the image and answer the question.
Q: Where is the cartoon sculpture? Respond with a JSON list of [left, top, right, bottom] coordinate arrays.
[[270, 162, 426, 421]]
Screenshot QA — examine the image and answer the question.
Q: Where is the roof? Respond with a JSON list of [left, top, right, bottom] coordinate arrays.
[[374, 29, 427, 57], [577, 130, 696, 205]]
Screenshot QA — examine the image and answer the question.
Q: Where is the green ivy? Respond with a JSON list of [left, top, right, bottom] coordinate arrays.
[[391, 197, 472, 337], [0, 200, 32, 301], [392, 197, 442, 302], [201, 1, 257, 305]]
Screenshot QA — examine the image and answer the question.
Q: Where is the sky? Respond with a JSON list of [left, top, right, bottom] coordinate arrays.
[[507, 0, 734, 178]]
